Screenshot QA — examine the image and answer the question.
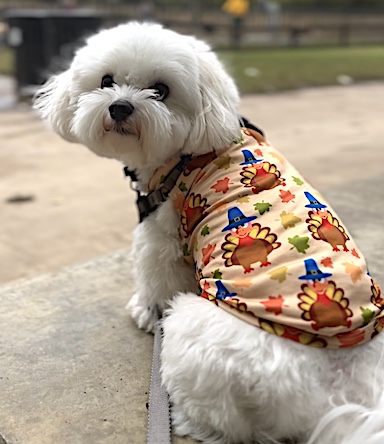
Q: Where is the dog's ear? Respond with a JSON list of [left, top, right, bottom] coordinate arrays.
[[184, 38, 241, 152], [33, 70, 78, 143]]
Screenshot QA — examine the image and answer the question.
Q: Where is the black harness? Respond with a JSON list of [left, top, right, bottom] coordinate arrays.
[[124, 155, 192, 223], [125, 119, 264, 223]]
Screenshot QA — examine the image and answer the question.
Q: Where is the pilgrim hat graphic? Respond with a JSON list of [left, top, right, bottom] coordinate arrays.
[[215, 280, 237, 300], [299, 258, 332, 281], [222, 207, 257, 232], [304, 191, 327, 209], [240, 149, 263, 166]]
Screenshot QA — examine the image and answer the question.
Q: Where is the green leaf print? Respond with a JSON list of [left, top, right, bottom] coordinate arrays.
[[178, 182, 188, 192], [233, 136, 244, 145], [254, 201, 272, 215], [360, 307, 375, 325], [213, 155, 232, 170], [182, 244, 191, 256], [292, 176, 304, 186], [201, 225, 210, 236], [212, 269, 223, 279], [288, 235, 310, 254]]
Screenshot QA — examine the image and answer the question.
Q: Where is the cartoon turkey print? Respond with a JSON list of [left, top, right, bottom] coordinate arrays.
[[183, 151, 217, 176], [304, 192, 349, 252], [181, 193, 210, 237], [371, 278, 384, 309], [221, 207, 281, 273], [215, 280, 237, 300], [240, 149, 285, 194], [372, 316, 384, 339], [298, 259, 353, 331], [259, 320, 327, 348]]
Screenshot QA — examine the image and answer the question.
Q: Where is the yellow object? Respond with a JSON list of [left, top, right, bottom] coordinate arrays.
[[222, 0, 249, 17]]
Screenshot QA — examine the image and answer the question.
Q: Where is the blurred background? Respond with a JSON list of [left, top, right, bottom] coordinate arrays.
[[1, 0, 384, 284], [2, 0, 384, 98]]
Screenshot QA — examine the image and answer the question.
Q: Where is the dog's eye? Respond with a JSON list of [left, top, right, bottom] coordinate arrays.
[[149, 83, 169, 101], [101, 75, 115, 89]]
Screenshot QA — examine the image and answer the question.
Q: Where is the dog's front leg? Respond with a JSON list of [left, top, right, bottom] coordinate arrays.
[[127, 200, 196, 333]]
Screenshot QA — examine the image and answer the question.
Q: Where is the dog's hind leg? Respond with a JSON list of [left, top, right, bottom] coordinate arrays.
[[306, 332, 384, 444], [162, 293, 335, 444]]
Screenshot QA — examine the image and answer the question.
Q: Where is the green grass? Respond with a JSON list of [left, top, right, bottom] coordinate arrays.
[[1, 45, 384, 93], [0, 48, 14, 76], [218, 45, 384, 94]]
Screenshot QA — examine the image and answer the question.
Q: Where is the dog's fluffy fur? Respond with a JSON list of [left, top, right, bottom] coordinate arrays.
[[34, 22, 384, 444]]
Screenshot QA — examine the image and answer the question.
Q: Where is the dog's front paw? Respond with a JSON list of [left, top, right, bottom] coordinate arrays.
[[126, 293, 159, 333]]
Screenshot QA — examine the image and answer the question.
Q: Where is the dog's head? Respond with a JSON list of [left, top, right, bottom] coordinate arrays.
[[34, 22, 241, 181]]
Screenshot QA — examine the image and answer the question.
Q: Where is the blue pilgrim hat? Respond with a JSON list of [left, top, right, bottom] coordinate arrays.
[[299, 258, 332, 281], [304, 191, 327, 209], [222, 207, 257, 232], [240, 149, 263, 166], [215, 280, 237, 300]]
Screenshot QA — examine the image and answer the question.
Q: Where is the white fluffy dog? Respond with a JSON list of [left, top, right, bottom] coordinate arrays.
[[34, 22, 384, 444]]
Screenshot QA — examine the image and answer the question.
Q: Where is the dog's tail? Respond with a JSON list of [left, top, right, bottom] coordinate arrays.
[[306, 391, 384, 444]]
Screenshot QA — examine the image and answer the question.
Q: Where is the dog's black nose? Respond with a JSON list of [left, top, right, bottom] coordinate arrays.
[[109, 100, 134, 122]]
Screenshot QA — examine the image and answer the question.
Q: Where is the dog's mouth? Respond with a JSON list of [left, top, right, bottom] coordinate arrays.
[[103, 114, 137, 136]]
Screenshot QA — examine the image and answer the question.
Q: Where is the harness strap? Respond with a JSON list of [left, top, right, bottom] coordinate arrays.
[[147, 320, 171, 444], [124, 119, 264, 223], [124, 154, 192, 222]]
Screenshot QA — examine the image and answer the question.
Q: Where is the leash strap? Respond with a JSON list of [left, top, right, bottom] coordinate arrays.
[[147, 320, 172, 444]]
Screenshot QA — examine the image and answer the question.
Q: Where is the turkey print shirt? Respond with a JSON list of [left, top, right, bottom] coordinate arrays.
[[155, 128, 383, 348]]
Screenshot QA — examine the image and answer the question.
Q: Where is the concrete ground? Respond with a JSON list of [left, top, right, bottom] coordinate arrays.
[[1, 77, 384, 443], [1, 77, 384, 284]]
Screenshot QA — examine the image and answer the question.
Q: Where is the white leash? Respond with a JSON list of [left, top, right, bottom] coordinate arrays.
[[147, 320, 172, 444]]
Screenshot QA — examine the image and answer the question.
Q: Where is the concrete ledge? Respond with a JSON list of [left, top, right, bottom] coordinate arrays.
[[0, 252, 154, 444], [0, 175, 383, 444]]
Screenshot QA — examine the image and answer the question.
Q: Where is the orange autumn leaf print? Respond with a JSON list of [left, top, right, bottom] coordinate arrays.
[[279, 189, 295, 203], [233, 278, 253, 288], [201, 280, 212, 299], [343, 262, 363, 284], [211, 177, 231, 194], [202, 243, 216, 266], [261, 295, 286, 316], [269, 151, 285, 164], [321, 257, 334, 268], [171, 190, 185, 211]]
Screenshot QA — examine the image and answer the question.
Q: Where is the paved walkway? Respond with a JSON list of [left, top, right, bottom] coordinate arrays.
[[0, 75, 13, 108], [2, 79, 384, 284], [1, 79, 384, 443]]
